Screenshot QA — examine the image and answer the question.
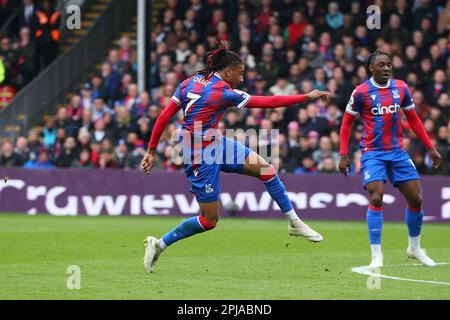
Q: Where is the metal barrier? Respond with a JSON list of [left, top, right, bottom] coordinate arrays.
[[0, 0, 137, 140]]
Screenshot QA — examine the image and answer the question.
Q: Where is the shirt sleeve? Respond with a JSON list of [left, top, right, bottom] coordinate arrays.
[[345, 89, 362, 117], [171, 83, 183, 106], [401, 82, 416, 111], [222, 86, 251, 109]]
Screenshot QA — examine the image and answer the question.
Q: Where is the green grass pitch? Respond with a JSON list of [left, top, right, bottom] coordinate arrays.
[[0, 214, 449, 300]]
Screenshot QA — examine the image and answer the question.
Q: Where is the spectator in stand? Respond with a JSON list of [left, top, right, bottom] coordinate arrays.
[[23, 146, 54, 169], [0, 140, 21, 167]]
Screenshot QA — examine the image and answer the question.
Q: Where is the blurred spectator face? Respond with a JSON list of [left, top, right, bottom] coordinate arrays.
[[64, 137, 77, 151], [38, 150, 49, 164], [355, 26, 367, 39], [1, 37, 10, 51], [1, 141, 13, 156], [314, 68, 326, 82], [389, 14, 401, 29], [328, 2, 339, 15], [303, 25, 314, 38], [298, 109, 309, 124], [226, 112, 238, 125], [423, 119, 434, 133], [306, 104, 317, 118], [28, 131, 39, 144], [434, 70, 446, 84], [57, 108, 68, 121], [138, 118, 150, 132], [103, 111, 113, 125], [102, 139, 113, 152], [413, 31, 424, 47], [46, 118, 55, 129], [127, 133, 138, 146], [94, 98, 105, 110], [322, 158, 336, 172], [302, 157, 315, 169], [438, 126, 448, 141], [92, 76, 102, 87], [407, 72, 419, 86], [148, 105, 160, 119], [108, 50, 119, 64], [289, 64, 301, 77], [308, 131, 319, 147], [299, 137, 310, 150], [260, 119, 272, 130], [300, 80, 313, 93], [159, 55, 172, 72], [19, 27, 31, 41], [430, 45, 440, 60], [420, 58, 432, 73], [307, 42, 318, 54], [119, 36, 131, 51], [185, 9, 195, 22], [239, 28, 251, 45], [127, 84, 138, 98], [122, 74, 133, 87], [437, 93, 449, 108], [101, 63, 112, 76], [16, 137, 28, 151], [78, 130, 90, 146], [116, 107, 130, 122], [117, 142, 128, 155], [165, 72, 178, 86], [288, 122, 299, 139], [356, 66, 367, 80], [56, 128, 66, 141], [330, 130, 340, 146], [82, 109, 92, 123], [319, 32, 331, 47], [91, 142, 101, 153], [212, 9, 224, 23], [405, 46, 418, 61], [71, 95, 81, 108], [319, 137, 332, 152], [292, 11, 303, 24], [139, 92, 150, 105], [79, 149, 90, 163], [95, 119, 106, 132]]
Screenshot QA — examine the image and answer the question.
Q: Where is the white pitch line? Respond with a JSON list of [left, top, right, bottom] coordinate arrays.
[[351, 263, 450, 286]]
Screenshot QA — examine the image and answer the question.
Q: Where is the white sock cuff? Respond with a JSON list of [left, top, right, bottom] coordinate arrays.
[[284, 209, 300, 222]]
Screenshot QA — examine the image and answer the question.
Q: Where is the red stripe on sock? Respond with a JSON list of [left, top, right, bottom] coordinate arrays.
[[368, 205, 383, 212], [408, 206, 422, 213], [198, 215, 216, 230]]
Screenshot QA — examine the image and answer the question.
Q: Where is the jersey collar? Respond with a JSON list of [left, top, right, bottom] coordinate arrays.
[[213, 72, 223, 80], [370, 77, 390, 89]]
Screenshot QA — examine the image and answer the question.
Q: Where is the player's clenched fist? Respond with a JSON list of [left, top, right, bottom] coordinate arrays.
[[429, 148, 442, 169], [339, 155, 351, 177], [141, 151, 155, 175]]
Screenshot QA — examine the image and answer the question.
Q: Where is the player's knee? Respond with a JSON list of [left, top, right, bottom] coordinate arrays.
[[409, 195, 423, 210], [259, 165, 277, 182], [369, 194, 384, 208]]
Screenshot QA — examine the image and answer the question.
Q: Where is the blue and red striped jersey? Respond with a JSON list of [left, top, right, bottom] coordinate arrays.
[[171, 72, 250, 135], [346, 77, 415, 152]]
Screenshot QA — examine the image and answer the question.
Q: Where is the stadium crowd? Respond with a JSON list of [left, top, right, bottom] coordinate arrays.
[[0, 0, 61, 108], [0, 0, 449, 175]]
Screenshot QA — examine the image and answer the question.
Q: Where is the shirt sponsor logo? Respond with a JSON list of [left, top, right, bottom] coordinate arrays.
[[371, 103, 401, 115]]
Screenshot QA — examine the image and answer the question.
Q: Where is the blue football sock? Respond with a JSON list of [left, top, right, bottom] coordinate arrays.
[[367, 207, 383, 245], [162, 216, 207, 247], [264, 175, 294, 214], [406, 207, 423, 237]]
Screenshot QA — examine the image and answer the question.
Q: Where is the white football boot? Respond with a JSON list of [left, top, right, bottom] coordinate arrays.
[[143, 236, 163, 273], [407, 247, 436, 267], [288, 219, 323, 242], [369, 255, 384, 268]]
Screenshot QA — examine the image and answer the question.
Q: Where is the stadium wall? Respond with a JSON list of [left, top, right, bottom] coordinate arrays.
[[0, 168, 449, 222]]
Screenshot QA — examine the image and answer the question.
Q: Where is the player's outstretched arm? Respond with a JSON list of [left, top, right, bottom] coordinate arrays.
[[338, 112, 356, 176], [246, 90, 330, 109], [404, 109, 442, 168], [142, 100, 181, 175]]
